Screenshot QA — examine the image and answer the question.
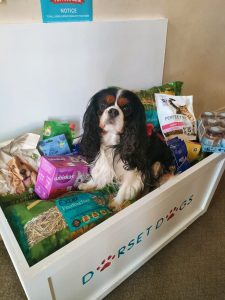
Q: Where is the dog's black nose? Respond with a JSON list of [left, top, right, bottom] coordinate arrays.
[[20, 169, 27, 176], [108, 108, 119, 118]]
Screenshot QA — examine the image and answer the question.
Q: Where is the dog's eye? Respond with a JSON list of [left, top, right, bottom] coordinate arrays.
[[122, 105, 131, 115], [99, 103, 108, 112]]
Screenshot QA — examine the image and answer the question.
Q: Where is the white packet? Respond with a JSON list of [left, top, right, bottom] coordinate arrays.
[[0, 133, 41, 171], [155, 94, 197, 141]]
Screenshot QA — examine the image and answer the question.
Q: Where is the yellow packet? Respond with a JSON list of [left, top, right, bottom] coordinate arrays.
[[185, 141, 202, 162]]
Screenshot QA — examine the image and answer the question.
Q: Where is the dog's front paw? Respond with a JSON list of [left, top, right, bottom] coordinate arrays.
[[109, 186, 133, 212], [109, 198, 123, 212]]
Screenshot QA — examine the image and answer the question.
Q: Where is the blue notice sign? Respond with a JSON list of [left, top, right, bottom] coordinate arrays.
[[40, 0, 92, 23]]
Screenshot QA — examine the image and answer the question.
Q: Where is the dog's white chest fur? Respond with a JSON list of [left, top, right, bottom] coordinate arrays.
[[91, 146, 117, 187], [79, 131, 144, 210], [92, 132, 124, 186]]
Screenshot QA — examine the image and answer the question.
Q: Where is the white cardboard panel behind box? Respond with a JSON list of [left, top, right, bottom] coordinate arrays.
[[0, 19, 167, 141]]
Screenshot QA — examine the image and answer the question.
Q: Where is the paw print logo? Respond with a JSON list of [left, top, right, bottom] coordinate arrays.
[[97, 255, 115, 272], [166, 207, 178, 221]]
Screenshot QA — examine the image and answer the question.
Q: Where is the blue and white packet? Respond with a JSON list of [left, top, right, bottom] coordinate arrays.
[[71, 143, 81, 155], [38, 134, 71, 156], [167, 137, 191, 173]]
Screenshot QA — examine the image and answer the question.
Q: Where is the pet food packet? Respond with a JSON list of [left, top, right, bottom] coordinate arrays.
[[184, 140, 202, 162], [0, 133, 41, 171], [71, 143, 81, 155], [0, 133, 40, 206], [135, 81, 183, 131], [0, 151, 37, 197], [3, 184, 118, 266], [56, 190, 112, 232], [167, 137, 191, 173], [38, 134, 71, 156], [155, 94, 197, 141], [43, 121, 74, 147], [0, 151, 37, 207]]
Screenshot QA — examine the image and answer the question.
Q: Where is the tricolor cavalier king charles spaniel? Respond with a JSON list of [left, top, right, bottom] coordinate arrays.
[[79, 87, 174, 211]]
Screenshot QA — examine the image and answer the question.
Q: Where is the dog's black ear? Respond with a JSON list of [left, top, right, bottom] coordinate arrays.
[[79, 95, 101, 162], [117, 91, 149, 171]]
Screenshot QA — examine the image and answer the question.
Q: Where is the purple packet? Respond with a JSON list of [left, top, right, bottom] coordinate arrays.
[[35, 155, 89, 200]]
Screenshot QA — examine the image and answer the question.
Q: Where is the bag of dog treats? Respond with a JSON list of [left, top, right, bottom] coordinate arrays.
[[0, 133, 40, 207], [43, 121, 74, 147], [38, 134, 71, 156], [135, 81, 183, 131], [4, 184, 118, 266], [167, 137, 191, 173], [155, 94, 197, 141], [0, 133, 41, 171]]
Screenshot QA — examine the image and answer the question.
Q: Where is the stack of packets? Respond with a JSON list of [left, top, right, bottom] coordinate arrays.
[[4, 184, 119, 266], [0, 121, 123, 266], [35, 120, 87, 200], [167, 138, 202, 173], [198, 112, 225, 153], [39, 120, 80, 156], [154, 92, 204, 173], [42, 120, 75, 148]]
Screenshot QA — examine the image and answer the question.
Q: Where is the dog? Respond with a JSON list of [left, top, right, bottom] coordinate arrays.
[[78, 87, 174, 211]]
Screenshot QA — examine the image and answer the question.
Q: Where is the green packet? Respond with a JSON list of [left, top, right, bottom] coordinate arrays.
[[3, 184, 119, 266], [135, 81, 183, 130], [136, 81, 183, 109], [0, 187, 37, 210], [43, 120, 74, 147]]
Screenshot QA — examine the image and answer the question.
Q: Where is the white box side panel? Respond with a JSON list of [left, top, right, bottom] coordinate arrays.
[[0, 154, 224, 300], [19, 154, 224, 300]]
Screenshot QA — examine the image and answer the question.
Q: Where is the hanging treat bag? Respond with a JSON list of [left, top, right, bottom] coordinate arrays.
[[155, 94, 197, 141]]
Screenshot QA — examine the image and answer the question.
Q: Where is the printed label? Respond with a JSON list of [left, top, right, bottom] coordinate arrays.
[[56, 192, 111, 231], [40, 0, 92, 23], [81, 194, 194, 286]]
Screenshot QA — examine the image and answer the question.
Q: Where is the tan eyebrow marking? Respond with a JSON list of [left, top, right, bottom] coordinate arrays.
[[105, 95, 115, 105], [117, 97, 129, 107]]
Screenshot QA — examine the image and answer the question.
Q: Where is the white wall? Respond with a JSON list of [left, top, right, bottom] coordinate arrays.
[[1, 1, 224, 116], [0, 0, 42, 23]]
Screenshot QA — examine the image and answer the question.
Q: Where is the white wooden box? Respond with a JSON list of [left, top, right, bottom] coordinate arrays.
[[0, 153, 224, 300], [0, 18, 224, 300]]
